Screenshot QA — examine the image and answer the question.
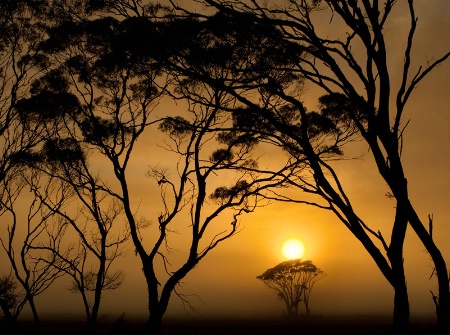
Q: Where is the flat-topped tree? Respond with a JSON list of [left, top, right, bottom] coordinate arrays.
[[257, 259, 324, 317]]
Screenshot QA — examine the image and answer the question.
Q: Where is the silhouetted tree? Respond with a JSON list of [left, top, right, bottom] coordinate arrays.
[[0, 275, 20, 323], [20, 132, 130, 334], [143, 87, 296, 333], [257, 259, 324, 317], [20, 4, 299, 334], [160, 2, 409, 327], [0, 169, 70, 332], [168, 0, 450, 331], [0, 4, 68, 330], [29, 177, 128, 334]]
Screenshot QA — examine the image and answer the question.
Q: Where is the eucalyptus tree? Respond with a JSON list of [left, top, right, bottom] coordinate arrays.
[[163, 0, 450, 330], [19, 6, 166, 332], [24, 141, 129, 334], [0, 1, 77, 332], [145, 87, 298, 334], [20, 3, 300, 334], [0, 168, 70, 331], [257, 259, 324, 317]]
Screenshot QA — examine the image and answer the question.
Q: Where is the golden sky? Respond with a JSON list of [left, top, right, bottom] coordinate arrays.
[[3, 0, 450, 321]]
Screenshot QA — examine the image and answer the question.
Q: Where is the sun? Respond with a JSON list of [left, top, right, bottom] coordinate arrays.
[[282, 238, 305, 259]]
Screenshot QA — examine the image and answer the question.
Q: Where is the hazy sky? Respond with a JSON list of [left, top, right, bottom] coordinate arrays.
[[3, 0, 450, 321]]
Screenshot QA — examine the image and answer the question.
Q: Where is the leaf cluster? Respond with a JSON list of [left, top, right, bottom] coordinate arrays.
[[158, 116, 193, 137], [159, 10, 304, 94], [257, 259, 320, 281], [15, 69, 82, 125], [210, 180, 250, 201]]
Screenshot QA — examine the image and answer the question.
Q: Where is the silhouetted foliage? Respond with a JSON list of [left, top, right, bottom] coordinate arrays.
[[158, 116, 193, 137], [42, 138, 84, 163]]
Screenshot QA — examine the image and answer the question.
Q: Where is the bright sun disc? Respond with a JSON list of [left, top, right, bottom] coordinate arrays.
[[282, 239, 305, 259]]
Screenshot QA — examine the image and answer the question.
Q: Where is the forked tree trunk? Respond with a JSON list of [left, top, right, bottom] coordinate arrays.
[[385, 163, 449, 332], [142, 256, 199, 335], [284, 299, 299, 318]]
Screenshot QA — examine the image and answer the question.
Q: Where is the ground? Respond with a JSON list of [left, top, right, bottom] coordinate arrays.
[[0, 315, 439, 335]]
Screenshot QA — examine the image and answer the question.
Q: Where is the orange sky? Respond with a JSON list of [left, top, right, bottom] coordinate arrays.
[[2, 0, 450, 321]]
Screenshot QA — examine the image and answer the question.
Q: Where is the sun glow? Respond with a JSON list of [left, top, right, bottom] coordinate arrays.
[[282, 239, 305, 259]]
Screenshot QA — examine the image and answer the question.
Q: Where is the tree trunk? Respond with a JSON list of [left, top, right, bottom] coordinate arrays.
[[79, 290, 93, 334], [87, 315, 97, 335], [406, 202, 450, 333], [27, 295, 41, 334], [389, 199, 410, 332], [89, 255, 106, 335], [147, 306, 164, 335], [0, 300, 17, 335], [311, 152, 411, 328], [392, 277, 409, 332], [304, 300, 310, 316], [144, 263, 166, 335], [0, 300, 14, 321], [144, 259, 199, 334]]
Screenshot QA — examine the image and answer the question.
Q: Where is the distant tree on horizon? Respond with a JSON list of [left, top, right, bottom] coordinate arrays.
[[257, 259, 324, 317]]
